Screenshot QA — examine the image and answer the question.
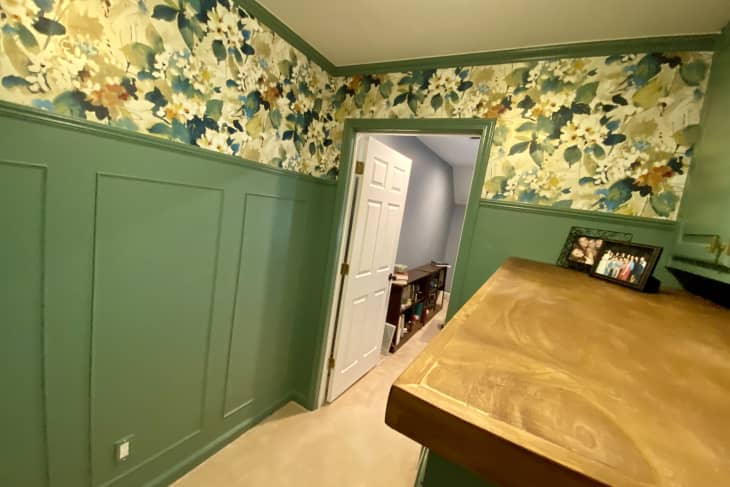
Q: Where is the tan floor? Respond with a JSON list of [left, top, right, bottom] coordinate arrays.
[[173, 301, 446, 487]]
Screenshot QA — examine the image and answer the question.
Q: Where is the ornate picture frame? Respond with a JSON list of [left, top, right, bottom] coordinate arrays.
[[557, 227, 633, 272]]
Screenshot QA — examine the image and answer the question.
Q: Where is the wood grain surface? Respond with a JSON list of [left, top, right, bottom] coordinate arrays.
[[385, 258, 730, 487]]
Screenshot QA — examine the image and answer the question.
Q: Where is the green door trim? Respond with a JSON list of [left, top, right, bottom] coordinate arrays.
[[309, 117, 496, 407], [0, 100, 335, 187]]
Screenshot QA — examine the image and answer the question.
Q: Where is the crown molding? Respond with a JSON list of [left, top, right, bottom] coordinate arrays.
[[331, 35, 719, 76], [234, 0, 337, 73], [239, 1, 719, 77]]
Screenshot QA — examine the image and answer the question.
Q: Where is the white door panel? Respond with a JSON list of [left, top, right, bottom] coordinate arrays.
[[328, 137, 412, 401]]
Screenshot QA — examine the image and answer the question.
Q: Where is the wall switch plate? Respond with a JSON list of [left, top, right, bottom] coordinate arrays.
[[114, 435, 133, 463]]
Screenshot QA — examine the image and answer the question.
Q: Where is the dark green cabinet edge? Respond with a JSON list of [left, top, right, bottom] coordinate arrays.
[[0, 100, 336, 187], [480, 200, 678, 229], [235, 0, 718, 77]]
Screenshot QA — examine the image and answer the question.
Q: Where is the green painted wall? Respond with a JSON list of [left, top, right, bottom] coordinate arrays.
[[449, 201, 679, 315], [677, 26, 730, 243], [0, 107, 334, 487], [0, 160, 49, 487]]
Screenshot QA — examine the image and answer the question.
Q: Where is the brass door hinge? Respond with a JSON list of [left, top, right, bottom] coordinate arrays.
[[355, 161, 365, 175], [340, 263, 350, 275], [328, 357, 335, 370]]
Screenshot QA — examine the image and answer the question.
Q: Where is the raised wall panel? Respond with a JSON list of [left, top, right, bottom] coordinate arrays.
[[223, 194, 307, 417], [90, 174, 223, 486], [0, 160, 48, 487]]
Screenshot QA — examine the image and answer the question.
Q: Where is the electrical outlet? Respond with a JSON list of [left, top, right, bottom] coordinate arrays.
[[114, 436, 133, 463]]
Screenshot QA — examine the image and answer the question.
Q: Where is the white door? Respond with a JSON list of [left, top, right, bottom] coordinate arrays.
[[327, 137, 412, 401]]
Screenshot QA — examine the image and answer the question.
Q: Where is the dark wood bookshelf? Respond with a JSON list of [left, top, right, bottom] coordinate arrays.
[[387, 264, 447, 352]]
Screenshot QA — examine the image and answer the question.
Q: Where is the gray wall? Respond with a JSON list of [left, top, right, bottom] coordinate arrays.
[[373, 135, 454, 270], [443, 205, 466, 291]]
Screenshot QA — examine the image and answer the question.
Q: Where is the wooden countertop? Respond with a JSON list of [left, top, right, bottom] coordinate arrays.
[[385, 258, 730, 487]]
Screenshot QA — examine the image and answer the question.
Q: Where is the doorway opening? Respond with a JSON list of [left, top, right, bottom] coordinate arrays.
[[316, 119, 495, 406]]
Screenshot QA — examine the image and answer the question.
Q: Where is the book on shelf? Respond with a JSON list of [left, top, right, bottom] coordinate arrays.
[[430, 260, 450, 267], [394, 315, 404, 346]]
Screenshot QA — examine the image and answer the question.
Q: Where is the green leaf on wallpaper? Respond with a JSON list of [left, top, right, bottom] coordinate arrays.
[[631, 54, 661, 87], [540, 76, 561, 93], [16, 24, 39, 50], [591, 144, 606, 159], [632, 77, 663, 109], [579, 177, 595, 185], [516, 122, 535, 132], [484, 176, 508, 195], [1, 75, 30, 89], [110, 118, 138, 131], [603, 133, 627, 146], [536, 116, 554, 134], [564, 145, 582, 165], [552, 200, 573, 209], [123, 43, 155, 69], [269, 109, 282, 129], [52, 91, 85, 117], [407, 93, 420, 114], [212, 40, 227, 61], [529, 141, 544, 166], [177, 15, 196, 51], [672, 124, 702, 147], [506, 67, 530, 87], [152, 5, 179, 21], [353, 89, 367, 109], [33, 0, 54, 11], [601, 178, 634, 211], [492, 125, 508, 146], [393, 92, 407, 106], [650, 191, 678, 217], [574, 81, 599, 104], [379, 80, 393, 98], [680, 60, 708, 86], [144, 87, 167, 110], [205, 99, 223, 120], [431, 94, 443, 111], [148, 123, 171, 136], [33, 17, 66, 36], [509, 141, 530, 155], [171, 120, 190, 143], [3, 36, 30, 75], [278, 60, 292, 78]]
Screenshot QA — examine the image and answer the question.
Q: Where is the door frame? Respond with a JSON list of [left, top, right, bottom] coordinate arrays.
[[312, 118, 496, 408]]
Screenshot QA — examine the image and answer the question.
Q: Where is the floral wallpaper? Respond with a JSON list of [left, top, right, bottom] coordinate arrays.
[[326, 54, 711, 218], [0, 0, 335, 175], [0, 0, 713, 219]]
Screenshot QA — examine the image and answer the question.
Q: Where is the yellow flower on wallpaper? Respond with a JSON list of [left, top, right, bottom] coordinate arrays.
[[0, 0, 713, 219]]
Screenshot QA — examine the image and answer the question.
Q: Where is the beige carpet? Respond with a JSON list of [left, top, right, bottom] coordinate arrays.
[[173, 301, 446, 487]]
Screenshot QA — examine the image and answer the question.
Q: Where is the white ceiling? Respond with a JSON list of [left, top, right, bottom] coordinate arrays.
[[417, 135, 479, 168], [256, 0, 730, 66]]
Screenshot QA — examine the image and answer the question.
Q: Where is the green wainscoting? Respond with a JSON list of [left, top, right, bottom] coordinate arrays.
[[448, 200, 679, 317], [0, 160, 49, 487], [1, 101, 687, 487], [0, 105, 335, 487]]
